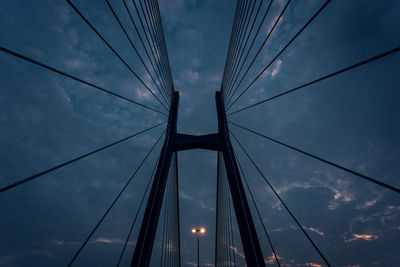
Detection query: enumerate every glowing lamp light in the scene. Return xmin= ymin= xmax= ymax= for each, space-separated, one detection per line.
xmin=191 ymin=227 xmax=206 ymax=234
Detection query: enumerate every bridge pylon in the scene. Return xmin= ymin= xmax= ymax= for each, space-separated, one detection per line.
xmin=131 ymin=91 xmax=264 ymax=267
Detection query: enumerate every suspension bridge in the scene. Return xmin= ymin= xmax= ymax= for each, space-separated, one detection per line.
xmin=1 ymin=0 xmax=399 ymax=266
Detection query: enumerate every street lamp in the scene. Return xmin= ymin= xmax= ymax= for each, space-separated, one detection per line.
xmin=191 ymin=227 xmax=205 ymax=267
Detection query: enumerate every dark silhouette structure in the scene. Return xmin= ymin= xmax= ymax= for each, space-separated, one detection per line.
xmin=130 ymin=91 xmax=265 ymax=267
xmin=1 ymin=0 xmax=399 ymax=266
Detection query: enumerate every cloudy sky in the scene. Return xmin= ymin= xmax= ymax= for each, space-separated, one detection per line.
xmin=1 ymin=0 xmax=400 ymax=266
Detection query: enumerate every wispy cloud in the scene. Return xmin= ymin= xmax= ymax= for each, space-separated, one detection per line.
xmin=91 ymin=237 xmax=134 ymax=245
xmin=304 ymin=263 xmax=323 ymax=267
xmin=271 ymin=60 xmax=283 ymax=77
xmin=231 ymin=246 xmax=245 ymax=259
xmin=49 ymin=239 xmax=79 ymax=246
xmin=264 ymin=252 xmax=283 ymax=265
xmin=305 ymin=226 xmax=325 ymax=236
xmin=345 ymin=233 xmax=379 ymax=242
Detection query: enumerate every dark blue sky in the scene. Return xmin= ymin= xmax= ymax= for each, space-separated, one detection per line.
xmin=1 ymin=0 xmax=400 ymax=266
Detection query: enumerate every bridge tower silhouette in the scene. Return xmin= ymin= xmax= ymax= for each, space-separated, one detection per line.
xmin=130 ymin=90 xmax=265 ymax=267
xmin=1 ymin=0 xmax=400 ymax=266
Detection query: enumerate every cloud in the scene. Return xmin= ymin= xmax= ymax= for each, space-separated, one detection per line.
xmin=179 ymin=190 xmax=215 ymax=211
xmin=49 ymin=239 xmax=79 ymax=246
xmin=91 ymin=237 xmax=133 ymax=245
xmin=356 ymin=194 xmax=382 ymax=209
xmin=260 ymin=59 xmax=283 ymax=79
xmin=186 ymin=262 xmax=215 ymax=267
xmin=207 ymin=73 xmax=221 ymax=84
xmin=326 ymin=179 xmax=354 ymax=209
xmin=180 ymin=69 xmax=200 ymax=85
xmin=304 ymin=263 xmax=323 ymax=267
xmin=345 ymin=233 xmax=379 ymax=242
xmin=271 ymin=59 xmax=283 ymax=77
xmin=180 ymin=190 xmax=194 ymax=201
xmin=365 ymin=199 xmax=378 ymax=207
xmin=305 ymin=226 xmax=325 ymax=236
xmin=264 ymin=253 xmax=283 ymax=265
xmin=135 ymin=88 xmax=152 ymax=100
xmin=230 ymin=246 xmax=245 ymax=259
